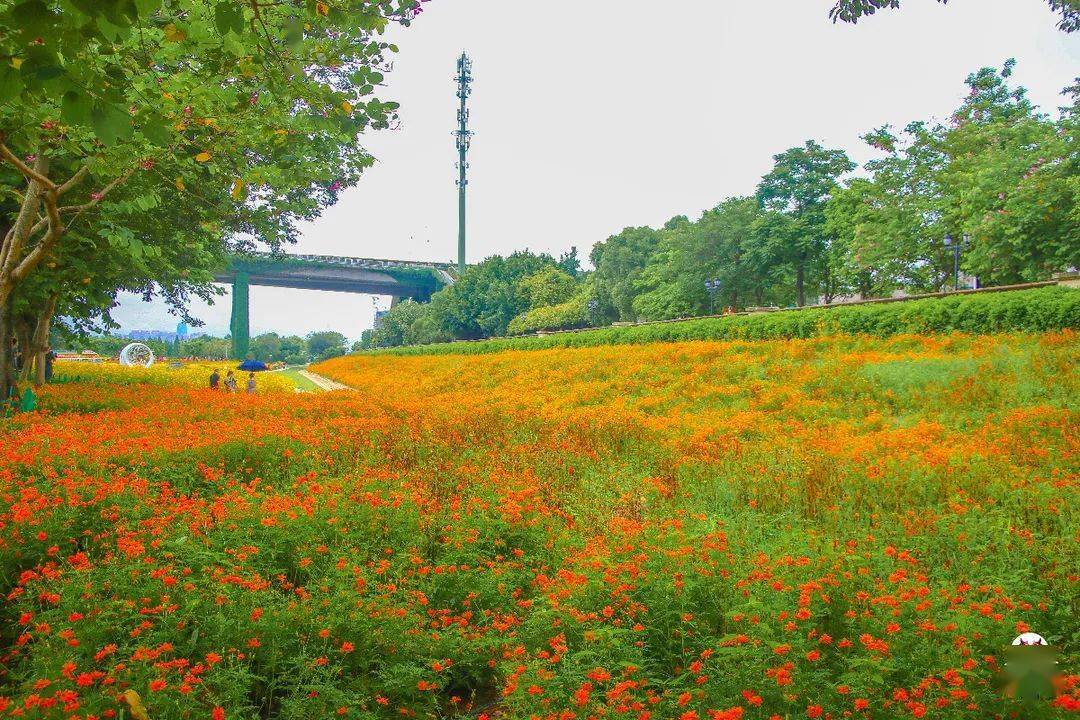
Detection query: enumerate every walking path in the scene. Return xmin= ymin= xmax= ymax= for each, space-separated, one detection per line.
xmin=297 ymin=370 xmax=352 ymax=392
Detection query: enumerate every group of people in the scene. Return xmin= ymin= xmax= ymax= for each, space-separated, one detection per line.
xmin=208 ymin=369 xmax=257 ymax=394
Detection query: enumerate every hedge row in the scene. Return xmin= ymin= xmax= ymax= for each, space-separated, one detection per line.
xmin=363 ymin=285 xmax=1080 ymax=357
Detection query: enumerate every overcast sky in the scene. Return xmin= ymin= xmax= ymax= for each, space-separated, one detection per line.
xmin=112 ymin=0 xmax=1080 ymax=341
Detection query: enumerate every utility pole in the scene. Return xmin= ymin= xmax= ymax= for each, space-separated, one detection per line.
xmin=453 ymin=52 xmax=473 ymax=274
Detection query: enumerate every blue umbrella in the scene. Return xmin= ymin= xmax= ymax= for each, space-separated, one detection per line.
xmin=237 ymin=360 xmax=268 ymax=372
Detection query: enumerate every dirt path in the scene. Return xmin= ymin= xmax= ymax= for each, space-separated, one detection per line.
xmin=297 ymin=370 xmax=352 ymax=392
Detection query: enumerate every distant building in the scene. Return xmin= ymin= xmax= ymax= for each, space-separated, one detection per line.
xmin=125 ymin=328 xmax=204 ymax=343
xmin=373 ymin=310 xmax=390 ymax=330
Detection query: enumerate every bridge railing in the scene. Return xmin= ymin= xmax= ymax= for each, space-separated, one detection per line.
xmin=242 ymin=251 xmax=456 ymax=272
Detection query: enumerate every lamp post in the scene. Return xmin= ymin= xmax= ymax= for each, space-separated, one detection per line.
xmin=704 ymin=279 xmax=721 ymax=314
xmin=943 ymin=233 xmax=970 ymax=291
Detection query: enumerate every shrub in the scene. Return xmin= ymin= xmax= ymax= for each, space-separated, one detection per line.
xmin=507 ymin=287 xmax=591 ymax=335
xmin=365 ymin=286 xmax=1080 ymax=356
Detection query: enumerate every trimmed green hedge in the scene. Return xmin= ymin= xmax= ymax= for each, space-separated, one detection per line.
xmin=363 ymin=286 xmax=1080 ymax=357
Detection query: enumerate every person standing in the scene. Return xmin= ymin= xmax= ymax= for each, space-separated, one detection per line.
xmin=223 ymin=371 xmax=237 ymax=392
xmin=246 ymin=372 xmax=256 ymax=394
xmin=209 ymin=368 xmax=221 ymax=389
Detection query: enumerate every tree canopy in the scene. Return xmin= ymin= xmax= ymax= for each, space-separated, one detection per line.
xmin=829 ymin=0 xmax=1080 ymax=32
xmin=0 ymin=0 xmax=420 ymax=399
xmin=363 ymin=63 xmax=1079 ymax=349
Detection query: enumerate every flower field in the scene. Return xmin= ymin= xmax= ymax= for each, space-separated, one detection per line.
xmin=52 ymin=362 xmax=295 ymax=394
xmin=1 ymin=333 xmax=1077 ymax=719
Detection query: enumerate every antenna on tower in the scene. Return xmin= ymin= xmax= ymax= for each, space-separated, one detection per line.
xmin=453 ymin=52 xmax=473 ymax=273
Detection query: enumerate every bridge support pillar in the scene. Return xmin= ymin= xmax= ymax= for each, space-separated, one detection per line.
xmin=229 ymin=271 xmax=250 ymax=359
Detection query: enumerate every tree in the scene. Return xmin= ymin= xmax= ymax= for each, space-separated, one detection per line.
xmin=306 ymin=331 xmax=348 ymax=361
xmin=939 ymin=67 xmax=1079 ymax=284
xmin=280 ymin=336 xmax=309 ymax=365
xmin=0 ymin=0 xmax=421 ymax=402
xmin=429 ymin=251 xmax=558 ymax=339
xmin=557 ymin=247 xmax=582 ymax=277
xmin=369 ymin=300 xmax=426 ymax=348
xmin=756 ymin=141 xmax=855 ymax=306
xmin=827 ymin=64 xmax=1079 ymax=293
xmin=249 ymin=333 xmax=283 ymax=363
xmin=181 ymin=335 xmax=231 ymax=361
xmin=829 ymin=0 xmax=1079 ymax=32
xmin=633 ymin=198 xmax=771 ymax=320
xmin=517 ymin=266 xmax=578 ymax=311
xmin=590 ymin=227 xmax=663 ymax=322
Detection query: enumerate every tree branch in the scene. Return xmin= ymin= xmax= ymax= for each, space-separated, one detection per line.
xmin=12 ymin=168 xmax=134 ymax=282
xmin=56 ymin=166 xmax=89 ymax=197
xmin=0 ymin=143 xmax=56 ymax=190
xmin=0 ymin=154 xmax=50 ymax=278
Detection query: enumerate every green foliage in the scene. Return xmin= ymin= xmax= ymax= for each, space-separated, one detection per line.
xmin=756 ymin=140 xmax=856 ymax=306
xmin=507 ymin=285 xmax=591 ymax=335
xmin=633 ymin=198 xmax=776 ymax=319
xmin=828 ymin=63 xmax=1080 ymax=293
xmin=363 ymin=287 xmax=1080 ymax=356
xmin=181 ymin=334 xmax=231 ymax=361
xmin=428 ymin=251 xmax=561 ymax=339
xmin=829 ymin=0 xmax=1080 ymax=32
xmin=306 ymin=331 xmax=348 ymax=361
xmin=364 ymin=300 xmax=442 ymax=349
xmin=589 ymin=226 xmax=664 ymax=322
xmin=517 ymin=266 xmax=577 ymax=311
xmin=0 ymin=0 xmax=422 ymax=397
xmin=249 ymin=333 xmax=283 ymax=363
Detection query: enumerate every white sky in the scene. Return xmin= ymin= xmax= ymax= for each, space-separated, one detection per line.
xmin=112 ymin=0 xmax=1080 ymax=341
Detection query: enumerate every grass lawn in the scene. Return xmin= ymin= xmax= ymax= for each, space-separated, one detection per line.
xmin=277 ymin=366 xmax=322 ymax=392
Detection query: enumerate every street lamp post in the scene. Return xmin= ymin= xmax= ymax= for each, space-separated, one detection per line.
xmin=704 ymin=279 xmax=721 ymax=315
xmin=943 ymin=234 xmax=970 ymax=291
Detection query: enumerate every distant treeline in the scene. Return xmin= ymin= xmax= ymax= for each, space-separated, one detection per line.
xmin=362 ymin=63 xmax=1078 ymax=350
xmin=59 ymin=330 xmax=353 ymax=364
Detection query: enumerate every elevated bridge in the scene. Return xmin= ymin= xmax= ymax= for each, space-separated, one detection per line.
xmin=215 ymin=253 xmax=457 ymax=358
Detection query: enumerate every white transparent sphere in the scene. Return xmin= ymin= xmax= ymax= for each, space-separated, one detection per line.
xmin=119 ymin=343 xmax=155 ymax=368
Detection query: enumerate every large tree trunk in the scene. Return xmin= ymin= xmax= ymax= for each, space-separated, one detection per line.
xmin=15 ymin=318 xmax=31 ymax=383
xmin=0 ymin=294 xmax=15 ymax=407
xmin=30 ymin=294 xmax=58 ymax=386
xmin=0 ymin=154 xmax=51 ymax=406
xmin=795 ymin=263 xmax=806 ymax=307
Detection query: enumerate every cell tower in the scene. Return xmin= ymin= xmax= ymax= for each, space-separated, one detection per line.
xmin=453 ymin=52 xmax=474 ymax=273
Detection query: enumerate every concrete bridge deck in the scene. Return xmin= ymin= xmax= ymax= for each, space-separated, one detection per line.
xmin=216 ymin=252 xmax=457 ymax=358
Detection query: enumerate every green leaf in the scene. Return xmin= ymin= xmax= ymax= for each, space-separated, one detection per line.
xmin=61 ymin=90 xmax=93 ymax=126
xmin=19 ymin=46 xmax=63 ymax=82
xmin=139 ymin=114 xmax=171 ymax=145
xmin=0 ymin=64 xmax=21 ymax=103
xmin=283 ymin=16 xmax=303 ymax=47
xmin=91 ymin=102 xmax=133 ymax=146
xmin=214 ymin=1 xmax=245 ymax=35
xmin=133 ymin=0 xmax=161 ymax=17
xmin=10 ymin=0 xmax=56 ymax=40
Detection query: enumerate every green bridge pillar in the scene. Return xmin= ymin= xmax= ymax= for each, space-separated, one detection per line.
xmin=229 ymin=271 xmax=250 ymax=359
